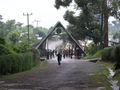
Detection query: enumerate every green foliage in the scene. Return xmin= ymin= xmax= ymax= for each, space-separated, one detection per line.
xmin=16 ymin=22 xmax=23 ymax=27
xmin=93 ymin=29 xmax=102 ymax=44
xmin=0 ymin=49 xmax=40 ymax=75
xmin=55 ymin=0 xmax=72 ymax=9
xmin=112 ymin=45 xmax=120 ymax=84
xmin=55 ymin=0 xmax=103 ymax=42
xmin=0 ymin=14 xmax=49 ymax=51
xmin=93 ymin=49 xmax=103 ymax=57
xmin=86 ymin=49 xmax=103 ymax=59
xmin=102 ymin=47 xmax=115 ymax=62
xmin=87 ymin=43 xmax=98 ymax=55
xmin=113 ymin=69 xmax=120 ymax=86
xmin=102 ymin=45 xmax=120 ymax=62
xmin=0 ymin=37 xmax=20 ymax=54
xmin=55 ymin=0 xmax=120 ymax=46
xmin=0 ymin=22 xmax=6 ymax=37
xmin=8 ymin=31 xmax=19 ymax=45
xmin=12 ymin=46 xmax=21 ymax=53
xmin=0 ymin=36 xmax=6 ymax=45
xmin=5 ymin=20 xmax=16 ymax=31
xmin=0 ymin=44 xmax=15 ymax=56
xmin=18 ymin=40 xmax=29 ymax=52
xmin=0 ymin=36 xmax=19 ymax=53
xmin=90 ymin=67 xmax=112 ymax=90
xmin=33 ymin=27 xmax=46 ymax=38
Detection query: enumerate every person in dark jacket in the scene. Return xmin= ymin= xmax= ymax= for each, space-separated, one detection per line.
xmin=63 ymin=50 xmax=66 ymax=59
xmin=46 ymin=50 xmax=49 ymax=60
xmin=57 ymin=52 xmax=62 ymax=65
xmin=70 ymin=51 xmax=73 ymax=59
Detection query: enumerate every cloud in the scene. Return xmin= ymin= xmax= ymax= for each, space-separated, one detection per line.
xmin=0 ymin=0 xmax=68 ymax=28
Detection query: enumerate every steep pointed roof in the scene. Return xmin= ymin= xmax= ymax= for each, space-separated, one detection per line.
xmin=34 ymin=21 xmax=86 ymax=55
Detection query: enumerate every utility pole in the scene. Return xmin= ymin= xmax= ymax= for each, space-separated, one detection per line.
xmin=23 ymin=13 xmax=32 ymax=43
xmin=34 ymin=20 xmax=40 ymax=27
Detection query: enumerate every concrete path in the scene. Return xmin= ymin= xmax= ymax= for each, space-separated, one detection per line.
xmin=0 ymin=57 xmax=104 ymax=90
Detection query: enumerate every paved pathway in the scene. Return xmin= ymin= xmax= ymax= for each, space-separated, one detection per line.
xmin=0 ymin=57 xmax=103 ymax=90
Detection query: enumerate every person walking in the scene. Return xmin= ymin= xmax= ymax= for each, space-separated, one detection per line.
xmin=63 ymin=50 xmax=66 ymax=59
xmin=70 ymin=50 xmax=73 ymax=59
xmin=46 ymin=50 xmax=49 ymax=60
xmin=57 ymin=52 xmax=62 ymax=65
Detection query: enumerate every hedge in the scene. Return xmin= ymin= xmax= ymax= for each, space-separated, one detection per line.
xmin=0 ymin=50 xmax=40 ymax=75
xmin=102 ymin=45 xmax=120 ymax=62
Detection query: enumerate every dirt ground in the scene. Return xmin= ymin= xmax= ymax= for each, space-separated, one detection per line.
xmin=0 ymin=57 xmax=107 ymax=90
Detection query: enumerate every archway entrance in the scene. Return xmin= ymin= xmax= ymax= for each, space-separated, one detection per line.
xmin=33 ymin=22 xmax=86 ymax=59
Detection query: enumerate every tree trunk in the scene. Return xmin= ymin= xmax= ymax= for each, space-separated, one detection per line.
xmin=100 ymin=13 xmax=104 ymax=49
xmin=104 ymin=0 xmax=108 ymax=47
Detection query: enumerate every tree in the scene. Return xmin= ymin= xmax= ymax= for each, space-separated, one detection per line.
xmin=8 ymin=31 xmax=19 ymax=45
xmin=0 ymin=15 xmax=2 ymax=20
xmin=103 ymin=0 xmax=108 ymax=47
xmin=5 ymin=20 xmax=16 ymax=32
xmin=99 ymin=0 xmax=120 ymax=47
xmin=55 ymin=0 xmax=102 ymax=39
xmin=0 ymin=15 xmax=6 ymax=37
xmin=33 ymin=27 xmax=46 ymax=38
xmin=62 ymin=0 xmax=101 ymax=42
xmin=55 ymin=0 xmax=120 ymax=47
xmin=0 ymin=22 xmax=6 ymax=37
xmin=15 ymin=22 xmax=23 ymax=29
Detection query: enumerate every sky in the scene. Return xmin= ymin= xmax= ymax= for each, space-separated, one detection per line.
xmin=0 ymin=0 xmax=69 ymax=28
xmin=0 ymin=0 xmax=116 ymax=29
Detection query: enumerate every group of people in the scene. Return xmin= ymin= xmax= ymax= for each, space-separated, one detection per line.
xmin=56 ymin=49 xmax=77 ymax=65
xmin=62 ymin=49 xmax=74 ymax=59
xmin=46 ymin=49 xmax=62 ymax=65
xmin=46 ymin=49 xmax=79 ymax=65
xmin=46 ymin=50 xmax=55 ymax=59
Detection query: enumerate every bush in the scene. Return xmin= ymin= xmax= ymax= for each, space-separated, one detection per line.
xmin=0 ymin=36 xmax=6 ymax=45
xmin=13 ymin=47 xmax=20 ymax=53
xmin=114 ymin=45 xmax=120 ymax=62
xmin=87 ymin=43 xmax=98 ymax=55
xmin=102 ymin=47 xmax=114 ymax=62
xmin=18 ymin=40 xmax=30 ymax=52
xmin=0 ymin=44 xmax=15 ymax=56
xmin=0 ymin=49 xmax=40 ymax=75
xmin=102 ymin=45 xmax=120 ymax=62
xmin=23 ymin=48 xmax=40 ymax=60
xmin=0 ymin=37 xmax=19 ymax=54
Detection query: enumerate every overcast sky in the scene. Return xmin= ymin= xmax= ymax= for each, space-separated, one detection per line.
xmin=0 ymin=0 xmax=116 ymax=29
xmin=0 ymin=0 xmax=69 ymax=28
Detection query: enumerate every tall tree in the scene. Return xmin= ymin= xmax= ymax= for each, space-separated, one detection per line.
xmin=55 ymin=0 xmax=102 ymax=43
xmin=5 ymin=20 xmax=16 ymax=31
xmin=55 ymin=0 xmax=120 ymax=47
xmin=15 ymin=22 xmax=23 ymax=28
xmin=103 ymin=0 xmax=108 ymax=47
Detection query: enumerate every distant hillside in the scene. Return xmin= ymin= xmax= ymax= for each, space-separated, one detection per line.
xmin=109 ymin=20 xmax=120 ymax=35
